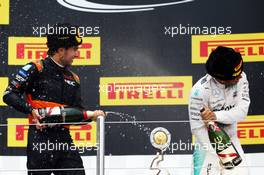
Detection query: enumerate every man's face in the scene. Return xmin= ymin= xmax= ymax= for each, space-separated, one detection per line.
xmin=216 ymin=74 xmax=242 ymax=86
xmin=58 ymin=46 xmax=79 ymax=66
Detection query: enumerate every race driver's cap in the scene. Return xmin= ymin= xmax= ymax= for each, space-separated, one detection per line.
xmin=206 ymin=46 xmax=243 ymax=80
xmin=46 ymin=23 xmax=82 ymax=50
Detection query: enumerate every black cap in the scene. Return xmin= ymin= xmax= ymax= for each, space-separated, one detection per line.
xmin=206 ymin=46 xmax=243 ymax=80
xmin=46 ymin=23 xmax=82 ymax=51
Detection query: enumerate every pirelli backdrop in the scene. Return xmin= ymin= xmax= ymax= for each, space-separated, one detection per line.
xmin=0 ymin=0 xmax=264 ymax=156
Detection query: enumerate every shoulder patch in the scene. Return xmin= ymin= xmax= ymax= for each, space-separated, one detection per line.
xmin=200 ymin=75 xmax=209 ymax=85
xmin=201 ymin=78 xmax=207 ymax=85
xmin=32 ymin=59 xmax=44 ymax=72
xmin=22 ymin=64 xmax=32 ymax=71
xmin=193 ymin=89 xmax=200 ymax=97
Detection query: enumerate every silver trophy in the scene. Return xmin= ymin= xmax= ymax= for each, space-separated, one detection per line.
xmin=150 ymin=127 xmax=171 ymax=175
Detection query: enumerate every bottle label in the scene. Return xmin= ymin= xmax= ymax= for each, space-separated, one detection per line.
xmin=217 ymin=145 xmax=239 ymax=164
xmin=45 ymin=107 xmax=61 ymax=116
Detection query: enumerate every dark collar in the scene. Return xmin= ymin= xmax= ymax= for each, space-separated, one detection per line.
xmin=46 ymin=56 xmax=68 ymax=71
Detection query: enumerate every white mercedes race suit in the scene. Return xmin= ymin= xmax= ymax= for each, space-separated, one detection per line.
xmin=189 ymin=72 xmax=250 ymax=175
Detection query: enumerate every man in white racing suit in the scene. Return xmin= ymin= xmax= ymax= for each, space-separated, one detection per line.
xmin=189 ymin=46 xmax=250 ymax=175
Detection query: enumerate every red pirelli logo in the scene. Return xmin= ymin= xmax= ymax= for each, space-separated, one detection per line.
xmin=192 ymin=33 xmax=264 ymax=63
xmin=107 ymin=82 xmax=184 ymax=100
xmin=100 ymin=76 xmax=192 ymax=106
xmin=237 ymin=115 xmax=264 ymax=145
xmin=7 ymin=118 xmax=97 ymax=147
xmin=8 ymin=37 xmax=100 ymax=65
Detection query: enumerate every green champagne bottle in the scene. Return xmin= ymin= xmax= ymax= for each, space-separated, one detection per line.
xmin=201 ymin=108 xmax=242 ymax=169
xmin=38 ymin=106 xmax=94 ymax=124
xmin=207 ymin=121 xmax=242 ymax=169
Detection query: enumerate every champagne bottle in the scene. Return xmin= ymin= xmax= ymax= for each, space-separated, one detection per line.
xmin=200 ymin=108 xmax=242 ymax=169
xmin=38 ymin=106 xmax=94 ymax=124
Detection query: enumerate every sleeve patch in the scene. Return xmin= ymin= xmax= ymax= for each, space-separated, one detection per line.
xmin=22 ymin=64 xmax=32 ymax=71
xmin=18 ymin=70 xmax=29 ymax=78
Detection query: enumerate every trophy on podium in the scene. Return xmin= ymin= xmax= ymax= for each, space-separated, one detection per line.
xmin=150 ymin=127 xmax=171 ymax=175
